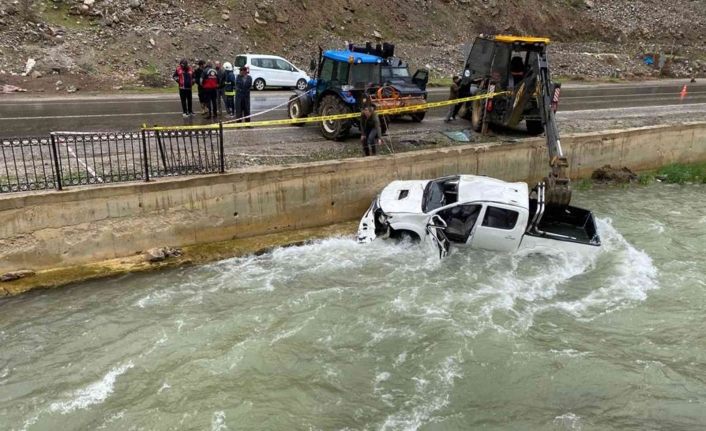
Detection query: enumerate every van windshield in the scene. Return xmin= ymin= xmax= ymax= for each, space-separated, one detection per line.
xmin=234 ymin=56 xmax=247 ymax=68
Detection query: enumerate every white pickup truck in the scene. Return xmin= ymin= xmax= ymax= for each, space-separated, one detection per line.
xmin=357 ymin=175 xmax=601 ymax=257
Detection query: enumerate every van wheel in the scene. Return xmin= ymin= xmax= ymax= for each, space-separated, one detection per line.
xmin=319 ymin=95 xmax=352 ymax=140
xmin=288 ymin=97 xmax=305 ymax=127
xmin=526 ymin=120 xmax=544 ymax=135
xmin=296 ymin=79 xmax=308 ymax=90
xmin=253 ymin=78 xmax=266 ymax=91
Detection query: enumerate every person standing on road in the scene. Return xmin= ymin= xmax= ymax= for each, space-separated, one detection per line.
xmin=215 ymin=61 xmax=226 ymax=115
xmin=200 ymin=61 xmax=220 ymax=120
xmin=360 ymin=104 xmax=383 ymax=156
xmin=444 ymin=76 xmax=461 ymax=122
xmin=172 ymin=58 xmax=194 ymax=117
xmin=223 ymin=62 xmax=236 ymax=117
xmin=194 ymin=60 xmax=208 ymax=115
xmin=235 ymin=66 xmax=253 ymax=123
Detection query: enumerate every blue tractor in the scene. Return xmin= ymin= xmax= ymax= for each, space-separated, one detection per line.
xmin=287 ymin=43 xmax=429 ymax=140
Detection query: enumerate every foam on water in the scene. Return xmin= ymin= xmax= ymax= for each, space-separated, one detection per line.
xmin=48 ymin=361 xmax=134 ymax=414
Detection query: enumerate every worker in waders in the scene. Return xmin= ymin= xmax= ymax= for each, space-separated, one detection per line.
xmin=360 ymin=104 xmax=383 ymax=156
xmin=235 ymin=66 xmax=253 ymax=123
xmin=223 ymin=62 xmax=236 ymax=117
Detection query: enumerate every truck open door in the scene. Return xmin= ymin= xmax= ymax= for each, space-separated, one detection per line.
xmin=427 ymin=215 xmax=450 ymax=258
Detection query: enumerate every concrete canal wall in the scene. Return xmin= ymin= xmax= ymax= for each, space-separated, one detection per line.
xmin=1 ymin=122 xmax=705 ymax=285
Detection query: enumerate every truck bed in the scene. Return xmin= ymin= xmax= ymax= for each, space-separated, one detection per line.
xmin=527 ymin=200 xmax=601 ymax=246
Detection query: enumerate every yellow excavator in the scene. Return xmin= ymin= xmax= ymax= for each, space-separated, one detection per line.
xmin=458 ymin=34 xmax=571 ymax=207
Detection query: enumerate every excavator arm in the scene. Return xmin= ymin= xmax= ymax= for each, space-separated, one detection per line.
xmin=514 ymin=50 xmax=572 ymax=207
xmin=533 ymin=51 xmax=572 ymax=207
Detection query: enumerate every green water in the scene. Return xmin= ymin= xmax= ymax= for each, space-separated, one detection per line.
xmin=1 ymin=184 xmax=705 ymax=431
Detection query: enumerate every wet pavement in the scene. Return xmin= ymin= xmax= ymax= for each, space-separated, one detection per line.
xmin=1 ymin=81 xmax=705 ymax=137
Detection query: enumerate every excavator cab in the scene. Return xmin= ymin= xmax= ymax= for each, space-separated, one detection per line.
xmin=460 ymin=34 xmax=571 ymax=207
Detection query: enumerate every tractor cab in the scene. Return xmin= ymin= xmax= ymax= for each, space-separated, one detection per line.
xmin=459 ymin=34 xmax=559 ymax=135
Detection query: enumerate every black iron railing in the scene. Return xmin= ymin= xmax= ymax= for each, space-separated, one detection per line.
xmin=0 ymin=125 xmax=225 ymax=194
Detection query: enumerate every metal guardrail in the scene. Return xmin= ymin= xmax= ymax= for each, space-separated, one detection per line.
xmin=1 ymin=125 xmax=225 ymax=194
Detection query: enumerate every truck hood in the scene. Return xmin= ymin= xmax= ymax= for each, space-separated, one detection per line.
xmin=378 ymin=180 xmax=429 ymax=214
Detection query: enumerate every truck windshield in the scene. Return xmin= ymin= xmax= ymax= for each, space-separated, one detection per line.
xmin=422 ymin=181 xmax=446 ymax=213
xmin=351 ymin=64 xmax=380 ymax=87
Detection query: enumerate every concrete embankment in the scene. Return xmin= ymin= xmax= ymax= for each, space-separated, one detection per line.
xmin=1 ymin=122 xmax=705 ymax=296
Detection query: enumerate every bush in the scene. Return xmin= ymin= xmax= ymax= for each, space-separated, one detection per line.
xmin=138 ymin=64 xmax=165 ymax=87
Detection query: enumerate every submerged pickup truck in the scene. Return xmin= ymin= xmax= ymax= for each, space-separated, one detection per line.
xmin=357 ymin=175 xmax=601 ymax=257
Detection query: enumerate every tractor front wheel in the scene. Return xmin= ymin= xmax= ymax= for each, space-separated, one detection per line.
xmin=411 ymin=111 xmax=426 ymax=123
xmin=319 ymin=95 xmax=352 ymax=140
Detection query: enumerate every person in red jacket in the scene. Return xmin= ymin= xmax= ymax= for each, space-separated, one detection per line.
xmin=200 ymin=61 xmax=220 ymax=120
xmin=172 ymin=58 xmax=195 ymax=117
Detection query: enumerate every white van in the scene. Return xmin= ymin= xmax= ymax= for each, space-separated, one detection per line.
xmin=234 ymin=54 xmax=310 ymax=91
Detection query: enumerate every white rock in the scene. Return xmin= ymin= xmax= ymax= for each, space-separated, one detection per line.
xmin=22 ymin=58 xmax=36 ymax=76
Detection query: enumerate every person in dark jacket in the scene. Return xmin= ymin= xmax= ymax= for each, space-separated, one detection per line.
xmin=223 ymin=62 xmax=236 ymax=117
xmin=200 ymin=62 xmax=220 ymax=120
xmin=215 ymin=61 xmax=226 ymax=115
xmin=193 ymin=60 xmax=207 ymax=115
xmin=360 ymin=104 xmax=383 ymax=156
xmin=444 ymin=76 xmax=461 ymax=122
xmin=235 ymin=66 xmax=253 ymax=123
xmin=172 ymin=58 xmax=194 ymax=117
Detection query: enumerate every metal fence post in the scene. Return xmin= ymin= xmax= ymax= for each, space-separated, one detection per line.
xmin=141 ymin=129 xmax=150 ymax=182
xmin=219 ymin=122 xmax=225 ymax=173
xmin=49 ymin=133 xmax=63 ymax=191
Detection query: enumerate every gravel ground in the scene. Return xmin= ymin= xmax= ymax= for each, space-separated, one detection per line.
xmin=223 ymin=104 xmax=706 ymax=169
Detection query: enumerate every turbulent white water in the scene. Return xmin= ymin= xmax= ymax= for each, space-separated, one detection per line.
xmin=1 ymin=184 xmax=705 ymax=430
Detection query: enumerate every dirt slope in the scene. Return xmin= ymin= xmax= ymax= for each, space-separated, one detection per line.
xmin=1 ymin=0 xmax=705 ymax=93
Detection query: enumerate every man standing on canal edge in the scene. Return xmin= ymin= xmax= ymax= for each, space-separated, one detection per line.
xmin=223 ymin=62 xmax=236 ymax=117
xmin=360 ymin=104 xmax=383 ymax=156
xmin=173 ymin=58 xmax=194 ymax=117
xmin=235 ymin=66 xmax=253 ymax=123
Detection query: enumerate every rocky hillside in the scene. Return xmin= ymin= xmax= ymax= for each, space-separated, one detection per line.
xmin=1 ymin=0 xmax=705 ymax=93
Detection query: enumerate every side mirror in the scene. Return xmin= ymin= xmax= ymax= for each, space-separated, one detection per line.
xmin=309 ymin=59 xmax=316 ymax=72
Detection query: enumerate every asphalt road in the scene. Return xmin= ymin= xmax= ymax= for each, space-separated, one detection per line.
xmin=1 ymin=80 xmax=704 ymax=137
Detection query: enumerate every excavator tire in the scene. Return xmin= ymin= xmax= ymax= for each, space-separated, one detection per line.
xmin=319 ymin=95 xmax=352 ymax=140
xmin=526 ymin=119 xmax=544 ymax=135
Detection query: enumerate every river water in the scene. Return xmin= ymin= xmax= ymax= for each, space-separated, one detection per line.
xmin=1 ymin=184 xmax=705 ymax=431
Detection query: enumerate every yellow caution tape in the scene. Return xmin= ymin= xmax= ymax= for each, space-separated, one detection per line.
xmin=142 ymin=91 xmax=510 ymax=132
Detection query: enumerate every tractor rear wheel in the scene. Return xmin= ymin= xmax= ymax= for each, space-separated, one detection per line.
xmin=319 ymin=95 xmax=352 ymax=140
xmin=471 ymin=100 xmax=483 ymax=132
xmin=526 ymin=120 xmax=544 ymax=135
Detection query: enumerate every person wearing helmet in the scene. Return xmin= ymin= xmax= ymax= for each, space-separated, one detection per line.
xmin=223 ymin=62 xmax=236 ymax=117
xmin=172 ymin=58 xmax=194 ymax=117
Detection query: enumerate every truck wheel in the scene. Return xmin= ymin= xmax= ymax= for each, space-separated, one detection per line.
xmin=287 ymin=96 xmax=305 ymax=127
xmin=411 ymin=111 xmax=426 ymax=123
xmin=253 ymin=78 xmax=266 ymax=91
xmin=471 ymin=100 xmax=482 ymax=132
xmin=319 ymin=95 xmax=352 ymax=140
xmin=526 ymin=120 xmax=544 ymax=135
